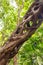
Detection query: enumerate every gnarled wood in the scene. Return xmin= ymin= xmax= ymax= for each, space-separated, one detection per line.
xmin=0 ymin=1 xmax=43 ymax=65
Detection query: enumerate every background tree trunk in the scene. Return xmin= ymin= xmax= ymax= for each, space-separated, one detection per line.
xmin=13 ymin=55 xmax=18 ymax=65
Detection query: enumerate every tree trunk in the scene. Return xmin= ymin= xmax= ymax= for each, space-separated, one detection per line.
xmin=0 ymin=1 xmax=43 ymax=65
xmin=13 ymin=55 xmax=18 ymax=65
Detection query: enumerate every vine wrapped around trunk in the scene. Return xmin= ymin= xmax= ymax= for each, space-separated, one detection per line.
xmin=0 ymin=1 xmax=43 ymax=65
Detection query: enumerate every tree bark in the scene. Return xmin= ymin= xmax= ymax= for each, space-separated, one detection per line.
xmin=13 ymin=55 xmax=18 ymax=65
xmin=0 ymin=1 xmax=43 ymax=65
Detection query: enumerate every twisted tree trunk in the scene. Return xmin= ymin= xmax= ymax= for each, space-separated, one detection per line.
xmin=0 ymin=1 xmax=43 ymax=65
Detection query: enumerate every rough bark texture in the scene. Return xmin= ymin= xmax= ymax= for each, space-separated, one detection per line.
xmin=0 ymin=1 xmax=43 ymax=65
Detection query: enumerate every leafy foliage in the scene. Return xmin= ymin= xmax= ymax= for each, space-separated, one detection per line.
xmin=0 ymin=0 xmax=43 ymax=65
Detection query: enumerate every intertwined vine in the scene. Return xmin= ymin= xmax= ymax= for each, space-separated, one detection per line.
xmin=0 ymin=1 xmax=43 ymax=65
